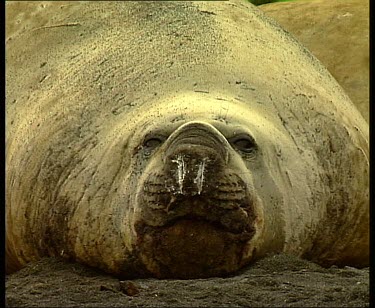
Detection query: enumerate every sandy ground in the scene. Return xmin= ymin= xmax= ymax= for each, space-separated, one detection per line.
xmin=5 ymin=254 xmax=369 ymax=307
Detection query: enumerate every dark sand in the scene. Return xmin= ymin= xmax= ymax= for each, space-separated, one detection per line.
xmin=6 ymin=254 xmax=369 ymax=307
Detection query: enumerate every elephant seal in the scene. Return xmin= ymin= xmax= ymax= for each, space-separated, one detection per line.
xmin=6 ymin=0 xmax=369 ymax=278
xmin=260 ymin=0 xmax=369 ymax=123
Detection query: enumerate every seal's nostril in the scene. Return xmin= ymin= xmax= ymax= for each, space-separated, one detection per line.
xmin=193 ymin=157 xmax=208 ymax=195
xmin=171 ymin=155 xmax=186 ymax=194
xmin=168 ymin=150 xmax=215 ymax=196
xmin=169 ymin=154 xmax=210 ymax=196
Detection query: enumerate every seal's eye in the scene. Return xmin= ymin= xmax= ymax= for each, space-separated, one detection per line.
xmin=142 ymin=135 xmax=166 ymax=156
xmin=229 ymin=134 xmax=257 ymax=154
xmin=144 ymin=138 xmax=163 ymax=149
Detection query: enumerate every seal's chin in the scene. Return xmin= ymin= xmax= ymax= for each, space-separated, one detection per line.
xmin=136 ymin=218 xmax=253 ymax=278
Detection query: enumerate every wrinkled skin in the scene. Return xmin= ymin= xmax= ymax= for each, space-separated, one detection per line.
xmin=6 ymin=0 xmax=369 ymax=278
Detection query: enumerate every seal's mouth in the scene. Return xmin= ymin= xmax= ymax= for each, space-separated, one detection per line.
xmin=164 ymin=213 xmax=253 ymax=235
xmin=134 ymin=190 xmax=256 ymax=277
xmin=135 ymin=216 xmax=254 ymax=278
xmin=139 ymin=193 xmax=255 ymax=234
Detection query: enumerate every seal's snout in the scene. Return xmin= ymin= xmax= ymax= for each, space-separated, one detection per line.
xmin=165 ymin=146 xmax=221 ymax=196
xmin=163 ymin=121 xmax=230 ymax=195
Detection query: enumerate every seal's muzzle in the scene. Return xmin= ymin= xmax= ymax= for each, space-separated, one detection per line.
xmin=163 ymin=121 xmax=230 ymax=196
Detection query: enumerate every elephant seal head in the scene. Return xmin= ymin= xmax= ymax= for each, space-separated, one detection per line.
xmin=134 ymin=120 xmax=261 ymax=278
xmin=120 ymin=93 xmax=294 ymax=279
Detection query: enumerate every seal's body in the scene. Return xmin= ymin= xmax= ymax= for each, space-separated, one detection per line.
xmin=6 ymin=1 xmax=369 ymax=278
xmin=260 ymin=0 xmax=369 ymax=123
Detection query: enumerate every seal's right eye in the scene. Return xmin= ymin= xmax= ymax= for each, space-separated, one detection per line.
xmin=144 ymin=138 xmax=163 ymax=149
xmin=141 ymin=135 xmax=166 ymax=156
